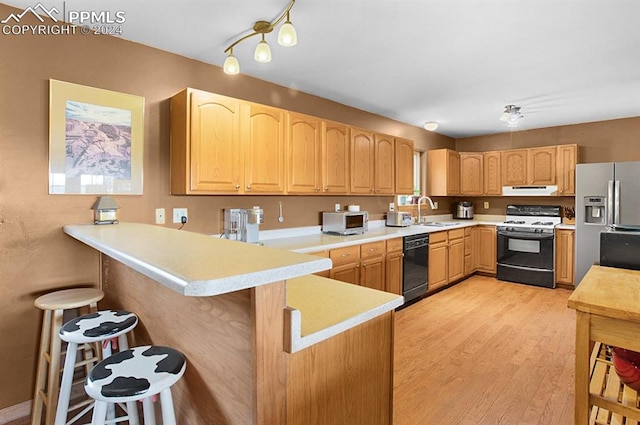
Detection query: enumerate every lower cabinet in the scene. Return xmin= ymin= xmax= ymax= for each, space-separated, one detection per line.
xmin=476 ymin=225 xmax=497 ymax=274
xmin=385 ymin=238 xmax=403 ymax=295
xmin=555 ymin=229 xmax=575 ymax=286
xmin=428 ymin=228 xmax=465 ymax=292
xmin=360 ymin=241 xmax=386 ymax=291
xmin=329 ymin=245 xmax=360 ymax=285
xmin=464 ymin=226 xmax=478 ymax=277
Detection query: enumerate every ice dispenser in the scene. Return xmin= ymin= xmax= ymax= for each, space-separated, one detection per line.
xmin=584 ymin=196 xmax=606 ymax=224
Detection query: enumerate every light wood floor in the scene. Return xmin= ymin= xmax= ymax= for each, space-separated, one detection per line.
xmin=393 ymin=275 xmax=575 ymax=425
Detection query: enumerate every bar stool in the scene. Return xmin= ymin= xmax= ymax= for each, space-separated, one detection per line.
xmin=85 ymin=346 xmax=186 ymax=425
xmin=55 ymin=310 xmax=139 ymax=425
xmin=32 ymin=287 xmax=104 ymax=425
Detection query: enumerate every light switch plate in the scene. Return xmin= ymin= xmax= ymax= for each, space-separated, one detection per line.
xmin=484 ymin=201 xmax=490 ymax=209
xmin=155 ymin=208 xmax=165 ymax=224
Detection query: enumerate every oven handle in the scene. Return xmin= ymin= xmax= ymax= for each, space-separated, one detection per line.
xmin=497 ymin=230 xmax=554 ymax=240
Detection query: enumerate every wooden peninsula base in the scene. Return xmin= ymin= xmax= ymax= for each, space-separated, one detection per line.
xmin=101 ymin=254 xmax=395 ymax=425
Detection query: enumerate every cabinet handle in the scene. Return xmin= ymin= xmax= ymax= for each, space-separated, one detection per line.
xmin=246 ymin=184 xmax=252 ymax=190
xmin=375 ymin=188 xmax=380 ymax=192
xmin=315 ymin=187 xmax=321 ymax=191
xmin=324 ymin=186 xmax=328 ymax=191
xmin=235 ymin=184 xmax=240 ymax=190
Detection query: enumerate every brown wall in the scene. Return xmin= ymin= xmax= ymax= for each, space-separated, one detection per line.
xmin=0 ymin=3 xmax=454 ymax=409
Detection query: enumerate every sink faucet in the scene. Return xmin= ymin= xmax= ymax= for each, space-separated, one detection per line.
xmin=417 ymin=196 xmax=436 ymax=224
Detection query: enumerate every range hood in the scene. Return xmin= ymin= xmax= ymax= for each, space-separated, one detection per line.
xmin=502 ymin=185 xmax=558 ymax=196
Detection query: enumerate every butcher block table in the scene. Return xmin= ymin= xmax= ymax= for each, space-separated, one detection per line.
xmin=568 ymin=265 xmax=640 ymax=425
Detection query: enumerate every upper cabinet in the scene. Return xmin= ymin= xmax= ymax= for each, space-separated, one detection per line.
xmin=170 ymin=88 xmax=243 ymax=194
xmin=459 ymin=152 xmax=483 ymax=196
xmin=322 ymin=121 xmax=350 ymax=194
xmin=427 ymin=149 xmax=460 ymax=196
xmin=394 ymin=138 xmax=415 ymax=194
xmin=170 ymin=88 xmax=415 ymax=196
xmin=483 ymin=151 xmax=501 ymax=195
xmin=286 ymin=112 xmax=322 ymax=194
xmin=556 ymin=144 xmax=578 ymax=196
xmin=374 ymin=134 xmax=395 ymax=195
xmin=527 ymin=146 xmax=556 ymax=185
xmin=501 ymin=149 xmax=528 ymax=186
xmin=244 ymin=103 xmax=286 ymax=193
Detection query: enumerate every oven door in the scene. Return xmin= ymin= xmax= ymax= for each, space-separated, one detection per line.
xmin=497 ymin=229 xmax=555 ymax=288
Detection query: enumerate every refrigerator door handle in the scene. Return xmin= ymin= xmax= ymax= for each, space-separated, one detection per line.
xmin=607 ymin=180 xmax=614 ymax=225
xmin=614 ymin=180 xmax=621 ymax=225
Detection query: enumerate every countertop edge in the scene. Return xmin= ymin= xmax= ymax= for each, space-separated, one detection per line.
xmin=285 ymin=296 xmax=403 ymax=353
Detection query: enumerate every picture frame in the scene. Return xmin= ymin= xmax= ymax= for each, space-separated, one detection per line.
xmin=48 ymin=79 xmax=144 ymax=195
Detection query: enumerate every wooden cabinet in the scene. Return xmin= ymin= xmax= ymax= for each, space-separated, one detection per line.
xmin=460 ymin=152 xmax=484 ymax=195
xmin=557 ymin=144 xmax=578 ymax=196
xmin=464 ymin=226 xmax=478 ymax=277
xmin=501 ymin=149 xmax=528 ymax=186
xmin=476 ymin=225 xmax=497 ymax=274
xmin=170 ymin=88 xmax=244 ymax=194
xmin=427 ymin=148 xmax=460 ymax=196
xmin=395 ymin=138 xmax=414 ymax=194
xmin=555 ymin=229 xmax=575 ymax=286
xmin=448 ymin=229 xmax=465 ymax=282
xmin=286 ymin=112 xmax=322 ymax=194
xmin=360 ymin=241 xmax=386 ymax=291
xmin=385 ymin=238 xmax=403 ymax=295
xmin=428 ymin=231 xmax=449 ymax=291
xmin=322 ymin=121 xmax=350 ymax=194
xmin=374 ymin=134 xmax=395 ymax=195
xmin=483 ymin=151 xmax=502 ymax=195
xmin=528 ymin=146 xmax=556 ymax=185
xmin=244 ymin=103 xmax=286 ymax=193
xmin=350 ymin=128 xmax=375 ymax=194
xmin=330 ymin=245 xmax=360 ymax=285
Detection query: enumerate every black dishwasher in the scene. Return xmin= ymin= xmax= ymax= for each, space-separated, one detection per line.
xmin=403 ymin=233 xmax=429 ymax=303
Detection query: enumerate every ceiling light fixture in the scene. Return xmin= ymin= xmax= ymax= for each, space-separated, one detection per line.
xmin=424 ymin=122 xmax=439 ymax=131
xmin=500 ymin=105 xmax=523 ymax=127
xmin=223 ymin=0 xmax=297 ymax=75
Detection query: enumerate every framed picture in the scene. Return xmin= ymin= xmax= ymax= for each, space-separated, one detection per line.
xmin=49 ymin=79 xmax=144 ymax=194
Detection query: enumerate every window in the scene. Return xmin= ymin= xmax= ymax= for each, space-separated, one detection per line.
xmin=413 ymin=151 xmax=421 ymax=195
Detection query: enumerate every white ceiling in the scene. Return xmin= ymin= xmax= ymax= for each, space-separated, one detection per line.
xmin=5 ymin=0 xmax=640 ymax=138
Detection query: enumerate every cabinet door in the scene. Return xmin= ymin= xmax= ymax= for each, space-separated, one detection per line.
xmin=395 ymin=138 xmax=414 ymax=195
xmin=477 ymin=226 xmax=497 ymax=273
xmin=528 ymin=147 xmax=556 ymax=185
xmin=557 ymin=144 xmax=577 ymax=196
xmin=555 ymin=229 xmax=575 ymax=285
xmin=244 ymin=103 xmax=285 ymax=193
xmin=385 ymin=252 xmax=403 ymax=295
xmin=428 ymin=238 xmax=448 ymax=291
xmin=322 ymin=121 xmax=350 ymax=194
xmin=361 ymin=257 xmax=385 ymax=291
xmin=374 ymin=134 xmax=395 ymax=195
xmin=447 ymin=149 xmax=461 ymax=195
xmin=330 ymin=263 xmax=360 ymax=285
xmin=287 ymin=112 xmax=322 ymax=194
xmin=501 ymin=149 xmax=528 ymax=186
xmin=186 ymin=90 xmax=243 ymax=193
xmin=427 ymin=149 xmax=459 ymax=196
xmin=460 ymin=152 xmax=483 ymax=195
xmin=350 ymin=128 xmax=375 ymax=194
xmin=483 ymin=151 xmax=502 ymax=195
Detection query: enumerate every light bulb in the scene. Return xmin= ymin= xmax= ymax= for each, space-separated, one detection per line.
xmin=254 ymin=36 xmax=271 ymax=63
xmin=278 ymin=17 xmax=297 ymax=46
xmin=223 ymin=52 xmax=240 ymax=75
xmin=424 ymin=122 xmax=438 ymax=131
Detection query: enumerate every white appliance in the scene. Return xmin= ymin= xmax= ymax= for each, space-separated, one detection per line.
xmin=575 ymin=162 xmax=640 ymax=284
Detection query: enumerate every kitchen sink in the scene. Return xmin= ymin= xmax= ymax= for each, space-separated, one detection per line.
xmin=419 ymin=222 xmax=461 ymax=227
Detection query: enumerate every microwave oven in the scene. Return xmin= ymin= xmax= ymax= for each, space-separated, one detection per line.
xmin=322 ymin=211 xmax=368 ymax=235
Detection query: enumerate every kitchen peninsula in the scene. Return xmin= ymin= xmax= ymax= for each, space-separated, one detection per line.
xmin=63 ymin=223 xmax=403 ymax=425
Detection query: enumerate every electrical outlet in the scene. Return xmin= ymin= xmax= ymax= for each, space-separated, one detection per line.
xmin=173 ymin=208 xmax=188 ymax=224
xmin=433 ymin=201 xmax=438 ymax=209
xmin=155 ymin=208 xmax=165 ymax=224
xmin=484 ymin=201 xmax=490 ymax=209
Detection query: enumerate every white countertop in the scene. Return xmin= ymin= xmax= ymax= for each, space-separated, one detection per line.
xmin=261 ymin=218 xmax=502 ymax=253
xmin=64 ymin=223 xmax=332 ymax=297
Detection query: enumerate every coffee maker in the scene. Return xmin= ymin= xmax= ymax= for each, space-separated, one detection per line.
xmin=223 ymin=207 xmax=264 ymax=243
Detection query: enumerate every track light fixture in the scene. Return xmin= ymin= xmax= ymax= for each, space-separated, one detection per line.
xmin=223 ymin=0 xmax=297 ymax=75
xmin=500 ymin=105 xmax=523 ymax=127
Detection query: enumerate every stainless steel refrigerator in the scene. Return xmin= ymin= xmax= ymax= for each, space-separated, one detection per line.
xmin=575 ymin=161 xmax=640 ymax=284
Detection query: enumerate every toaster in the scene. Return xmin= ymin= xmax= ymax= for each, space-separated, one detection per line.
xmin=386 ymin=211 xmax=412 ymax=227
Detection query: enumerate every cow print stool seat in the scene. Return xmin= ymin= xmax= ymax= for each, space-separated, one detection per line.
xmin=55 ymin=310 xmax=139 ymax=425
xmin=85 ymin=345 xmax=186 ymax=425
